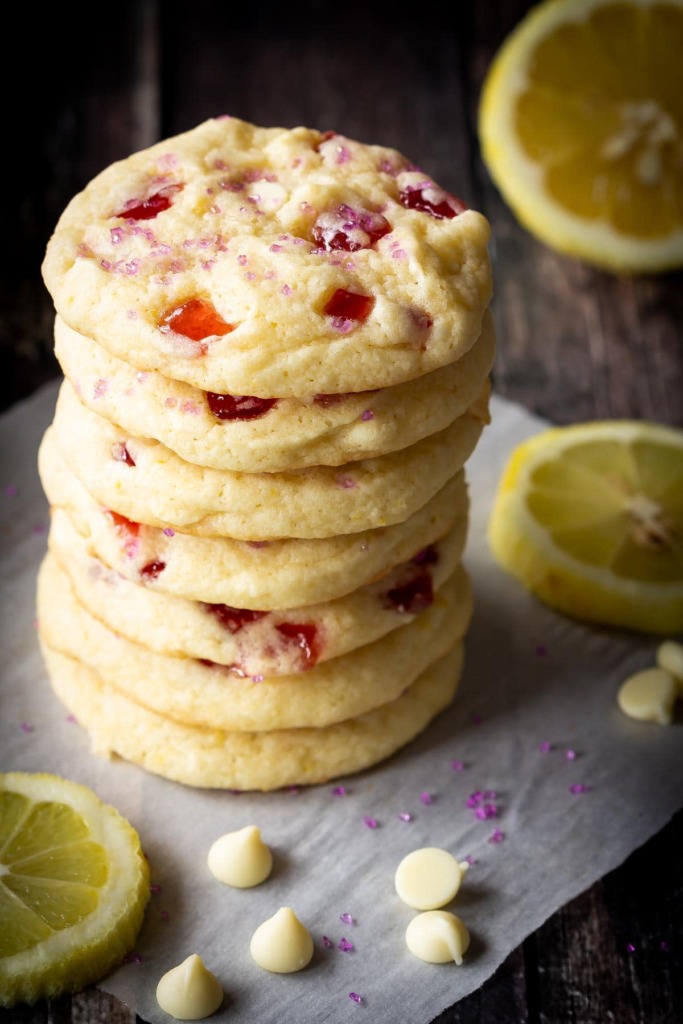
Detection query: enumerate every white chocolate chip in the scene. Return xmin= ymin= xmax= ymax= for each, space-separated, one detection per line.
xmin=656 ymin=640 xmax=683 ymax=693
xmin=207 ymin=825 xmax=273 ymax=888
xmin=405 ymin=910 xmax=470 ymax=965
xmin=617 ymin=667 xmax=677 ymax=725
xmin=394 ymin=847 xmax=467 ymax=910
xmin=250 ymin=907 xmax=314 ymax=973
xmin=156 ymin=953 xmax=223 ymax=1020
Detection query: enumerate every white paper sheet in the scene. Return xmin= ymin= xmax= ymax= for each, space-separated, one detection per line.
xmin=2 ymin=381 xmax=681 ymax=1024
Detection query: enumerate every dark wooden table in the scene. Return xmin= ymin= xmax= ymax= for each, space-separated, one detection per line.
xmin=2 ymin=2 xmax=681 ymax=1021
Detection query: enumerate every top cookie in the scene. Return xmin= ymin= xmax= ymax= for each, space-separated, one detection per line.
xmin=42 ymin=117 xmax=492 ymax=397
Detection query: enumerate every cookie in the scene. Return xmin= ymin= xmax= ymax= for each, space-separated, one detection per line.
xmin=48 ymin=506 xmax=470 ymax=672
xmin=39 ymin=643 xmax=463 ymax=791
xmin=41 ymin=447 xmax=469 ymax=608
xmin=42 ymin=117 xmax=492 ymax=398
xmin=38 ymin=553 xmax=468 ymax=731
xmin=47 ymin=378 xmax=488 ymax=538
xmin=54 ymin=309 xmax=495 ymax=472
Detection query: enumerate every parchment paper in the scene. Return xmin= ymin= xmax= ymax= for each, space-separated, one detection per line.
xmin=2 ymin=381 xmax=681 ymax=1024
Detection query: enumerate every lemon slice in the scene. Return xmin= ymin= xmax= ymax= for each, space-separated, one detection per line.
xmin=488 ymin=420 xmax=683 ymax=634
xmin=479 ymin=0 xmax=683 ymax=274
xmin=0 ymin=772 xmax=150 ymax=1008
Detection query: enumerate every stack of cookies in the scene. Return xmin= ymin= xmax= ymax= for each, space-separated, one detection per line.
xmin=37 ymin=117 xmax=494 ymax=791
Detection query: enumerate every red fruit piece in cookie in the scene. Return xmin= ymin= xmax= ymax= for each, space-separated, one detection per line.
xmin=323 ymin=289 xmax=375 ymax=325
xmin=206 ymin=392 xmax=278 ymax=421
xmin=104 ymin=510 xmax=140 ymax=537
xmin=140 ymin=560 xmax=166 ymax=581
xmin=399 ymin=183 xmax=466 ymax=220
xmin=159 ymin=298 xmax=234 ymax=341
xmin=312 ymin=204 xmax=391 ymax=252
xmin=114 ymin=184 xmax=183 ymax=221
xmin=275 ymin=622 xmax=320 ymax=670
xmin=205 ymin=604 xmax=268 ymax=634
xmin=383 ymin=571 xmax=434 ymax=614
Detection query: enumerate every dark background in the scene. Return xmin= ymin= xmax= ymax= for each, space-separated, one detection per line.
xmin=1 ymin=2 xmax=681 ymax=1022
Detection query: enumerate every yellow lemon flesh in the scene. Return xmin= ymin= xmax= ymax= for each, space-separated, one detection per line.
xmin=488 ymin=420 xmax=683 ymax=633
xmin=0 ymin=772 xmax=150 ymax=1007
xmin=479 ymin=0 xmax=683 ymax=274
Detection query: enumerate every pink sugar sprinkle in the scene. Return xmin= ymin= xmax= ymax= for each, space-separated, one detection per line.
xmin=237 ymin=254 xmax=248 ymax=265
xmin=450 ymin=759 xmax=466 ymax=771
xmin=209 ymin=204 xmax=222 ymax=214
xmin=281 ymin=284 xmax=292 ymax=296
xmin=340 ymin=913 xmax=354 ymax=925
xmin=339 ymin=938 xmax=354 ymax=952
xmin=488 ymin=828 xmax=505 ymax=844
xmin=569 ymin=783 xmax=591 ymax=794
xmin=466 ymin=791 xmax=483 ymax=808
xmin=127 ymin=309 xmax=138 ymax=320
xmin=361 ymin=409 xmax=374 ymax=421
xmin=627 ymin=943 xmax=636 ymax=953
xmin=123 ymin=953 xmax=143 ymax=964
xmin=247 ymin=540 xmax=269 ymax=549
xmin=420 ymin=791 xmax=434 ymax=805
xmin=164 ymin=397 xmax=177 ymax=408
xmin=391 ymin=249 xmax=407 ymax=259
xmin=4 ymin=483 xmax=17 ymax=498
xmin=100 ymin=259 xmax=112 ymax=271
xmin=20 ymin=723 xmax=34 ymax=733
xmin=363 ymin=815 xmax=379 ymax=829
xmin=93 ymin=378 xmax=108 ymax=398
xmin=32 ymin=523 xmax=47 ymax=535
xmin=331 ymin=316 xmax=354 ymax=334
xmin=336 ymin=474 xmax=357 ymax=490
xmin=397 ymin=812 xmax=413 ymax=822
xmin=464 ymin=854 xmax=478 ymax=866
xmin=270 ymin=244 xmax=284 ymax=252
xmin=539 ymin=741 xmax=553 ymax=753
xmin=66 ymin=714 xmax=78 ymax=723
xmin=245 ymin=271 xmax=256 ymax=281
xmin=201 ymin=260 xmax=216 ymax=271
xmin=163 ymin=527 xmax=175 ymax=537
xmin=566 ymin=749 xmax=577 ymax=761
xmin=322 ymin=935 xmax=334 ymax=948
xmin=252 ymin=674 xmax=264 ymax=683
xmin=180 ymin=400 xmax=200 ymax=415
xmin=349 ymin=993 xmax=363 ymax=1004
xmin=332 ymin=786 xmax=347 ymax=797
xmin=336 ymin=145 xmax=351 ymax=165
xmin=475 ymin=804 xmax=498 ymax=820
xmin=110 ymin=227 xmax=124 ymax=244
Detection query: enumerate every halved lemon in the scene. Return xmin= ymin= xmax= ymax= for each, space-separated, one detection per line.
xmin=488 ymin=419 xmax=683 ymax=633
xmin=479 ymin=0 xmax=683 ymax=274
xmin=0 ymin=772 xmax=150 ymax=1007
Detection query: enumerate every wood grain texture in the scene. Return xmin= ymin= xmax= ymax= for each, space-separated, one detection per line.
xmin=0 ymin=2 xmax=681 ymax=1022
